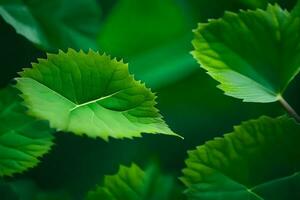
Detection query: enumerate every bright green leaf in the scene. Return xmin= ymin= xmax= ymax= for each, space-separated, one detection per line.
xmin=0 ymin=0 xmax=101 ymax=51
xmin=86 ymin=163 xmax=185 ymax=200
xmin=16 ymin=49 xmax=179 ymax=141
xmin=181 ymin=115 xmax=300 ymax=199
xmin=192 ymin=4 xmax=300 ymax=102
xmin=0 ymin=86 xmax=53 ymax=177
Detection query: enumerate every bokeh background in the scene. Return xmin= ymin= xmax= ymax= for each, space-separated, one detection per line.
xmin=1 ymin=0 xmax=300 ymax=199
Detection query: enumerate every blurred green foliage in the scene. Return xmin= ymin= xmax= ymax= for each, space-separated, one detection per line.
xmin=0 ymin=0 xmax=101 ymax=51
xmin=0 ymin=87 xmax=54 ymax=177
xmin=86 ymin=163 xmax=185 ymax=200
xmin=0 ymin=0 xmax=299 ymax=199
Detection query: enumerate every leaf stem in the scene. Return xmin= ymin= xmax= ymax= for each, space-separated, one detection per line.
xmin=278 ymin=96 xmax=300 ymax=123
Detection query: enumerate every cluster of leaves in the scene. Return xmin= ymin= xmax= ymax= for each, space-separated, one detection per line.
xmin=1 ymin=0 xmax=300 ymax=199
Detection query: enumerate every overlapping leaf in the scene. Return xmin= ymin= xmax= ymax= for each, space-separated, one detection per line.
xmin=181 ymin=116 xmax=300 ymax=199
xmin=86 ymin=163 xmax=184 ymax=200
xmin=0 ymin=0 xmax=101 ymax=51
xmin=192 ymin=4 xmax=300 ymax=102
xmin=0 ymin=86 xmax=53 ymax=177
xmin=16 ymin=49 xmax=179 ymax=140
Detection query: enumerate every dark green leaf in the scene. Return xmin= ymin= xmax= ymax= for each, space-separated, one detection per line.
xmin=181 ymin=116 xmax=300 ymax=199
xmin=0 ymin=86 xmax=53 ymax=176
xmin=86 ymin=163 xmax=184 ymax=200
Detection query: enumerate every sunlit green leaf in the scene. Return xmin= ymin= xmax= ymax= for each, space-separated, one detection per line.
xmin=181 ymin=115 xmax=300 ymax=199
xmin=0 ymin=0 xmax=101 ymax=51
xmin=0 ymin=86 xmax=53 ymax=177
xmin=86 ymin=163 xmax=184 ymax=200
xmin=16 ymin=49 xmax=179 ymax=141
xmin=192 ymin=4 xmax=300 ymax=102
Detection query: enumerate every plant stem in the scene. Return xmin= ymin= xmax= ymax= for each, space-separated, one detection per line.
xmin=278 ymin=96 xmax=300 ymax=123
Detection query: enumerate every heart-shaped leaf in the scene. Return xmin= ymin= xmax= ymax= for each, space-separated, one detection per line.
xmin=192 ymin=4 xmax=300 ymax=102
xmin=181 ymin=115 xmax=300 ymax=199
xmin=0 ymin=86 xmax=53 ymax=177
xmin=0 ymin=0 xmax=101 ymax=51
xmin=16 ymin=49 xmax=179 ymax=141
xmin=86 ymin=163 xmax=184 ymax=200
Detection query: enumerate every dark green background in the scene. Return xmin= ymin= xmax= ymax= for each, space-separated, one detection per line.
xmin=1 ymin=0 xmax=299 ymax=199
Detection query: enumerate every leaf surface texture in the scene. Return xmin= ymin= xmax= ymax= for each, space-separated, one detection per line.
xmin=181 ymin=116 xmax=300 ymax=199
xmin=192 ymin=4 xmax=300 ymax=102
xmin=16 ymin=49 xmax=178 ymax=140
xmin=0 ymin=87 xmax=53 ymax=176
xmin=86 ymin=163 xmax=184 ymax=200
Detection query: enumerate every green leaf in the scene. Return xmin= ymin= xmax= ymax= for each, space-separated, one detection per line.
xmin=16 ymin=49 xmax=179 ymax=141
xmin=192 ymin=4 xmax=300 ymax=103
xmin=0 ymin=86 xmax=53 ymax=177
xmin=86 ymin=163 xmax=184 ymax=200
xmin=181 ymin=116 xmax=300 ymax=200
xmin=0 ymin=0 xmax=101 ymax=51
